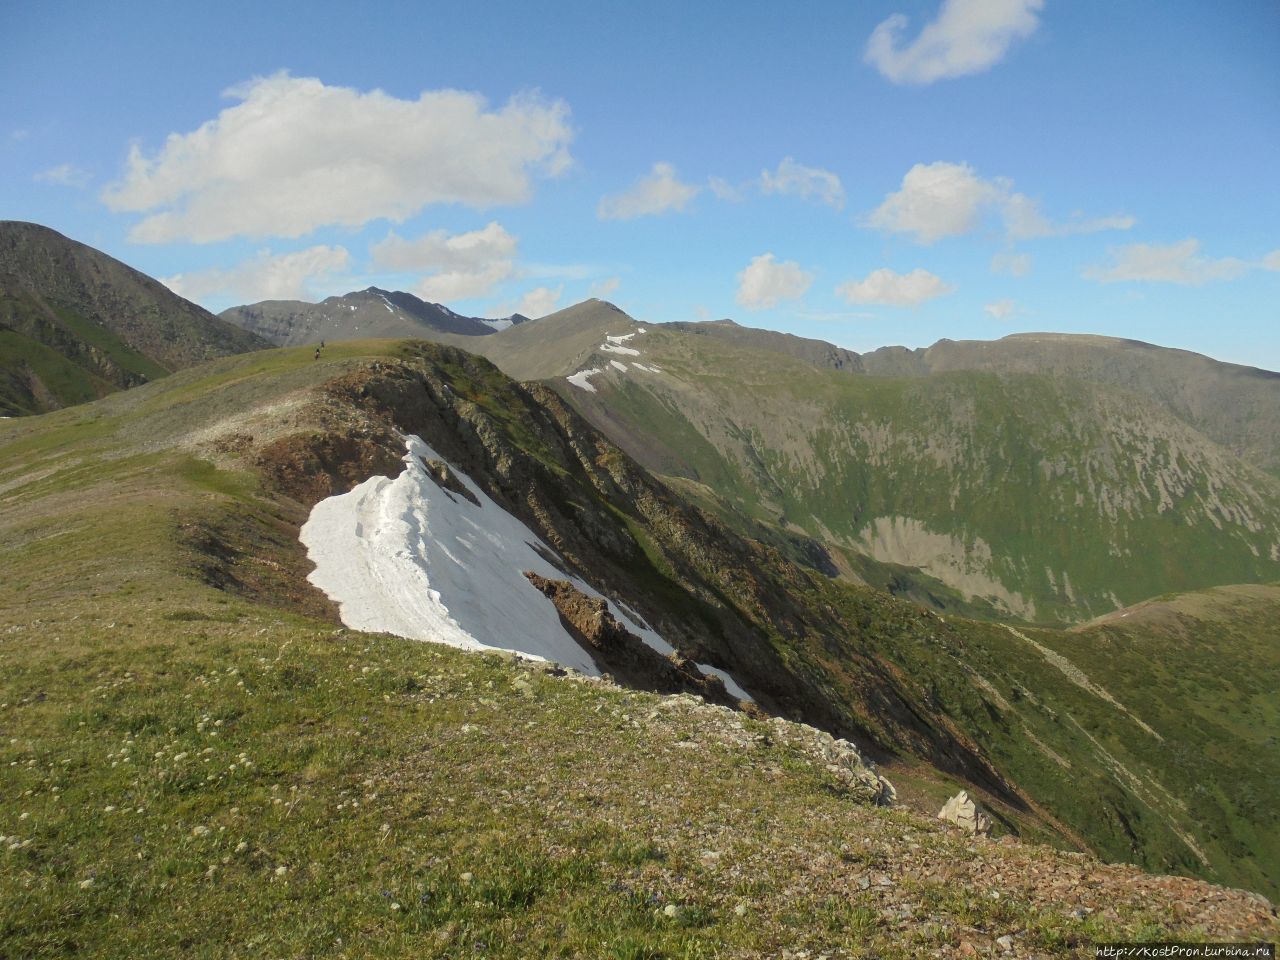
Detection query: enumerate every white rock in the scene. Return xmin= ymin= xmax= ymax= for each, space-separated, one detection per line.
xmin=937 ymin=790 xmax=992 ymax=835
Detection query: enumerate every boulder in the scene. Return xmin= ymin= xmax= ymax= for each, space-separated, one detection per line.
xmin=937 ymin=790 xmax=991 ymax=835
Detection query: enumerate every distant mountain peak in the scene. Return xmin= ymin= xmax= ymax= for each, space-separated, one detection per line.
xmin=222 ymin=287 xmax=511 ymax=345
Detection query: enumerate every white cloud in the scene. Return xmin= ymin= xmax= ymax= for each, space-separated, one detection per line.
xmin=1262 ymin=250 xmax=1280 ymax=272
xmin=1003 ymin=192 xmax=1136 ymax=239
xmin=865 ymin=0 xmax=1044 ymax=85
xmin=735 ymin=253 xmax=813 ymax=310
xmin=836 ymin=267 xmax=954 ymax=306
xmin=371 ymin=222 xmax=516 ymax=301
xmin=984 ymin=298 xmax=1018 ymax=320
xmin=514 ymin=285 xmax=562 ymax=318
xmin=868 ymin=161 xmax=1134 ymax=245
xmin=163 ymin=245 xmax=350 ymax=304
xmin=590 ymin=276 xmax=620 ymax=298
xmin=867 ymin=162 xmax=1001 ymax=243
xmin=707 ymin=176 xmax=742 ymax=202
xmin=1084 ymin=239 xmax=1254 ymax=285
xmin=34 ymin=163 xmax=92 ymax=188
xmin=991 ymin=251 xmax=1032 ymax=276
xmin=597 ymin=162 xmax=699 ymax=220
xmin=102 ymin=73 xmax=573 ymax=243
xmin=759 ymin=157 xmax=845 ymax=210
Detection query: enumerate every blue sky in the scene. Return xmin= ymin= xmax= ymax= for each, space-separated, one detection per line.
xmin=3 ymin=0 xmax=1279 ymax=368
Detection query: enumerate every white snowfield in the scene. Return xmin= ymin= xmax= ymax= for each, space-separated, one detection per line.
xmin=300 ymin=435 xmax=752 ymax=701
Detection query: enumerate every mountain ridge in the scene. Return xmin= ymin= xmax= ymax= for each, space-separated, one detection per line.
xmin=0 ymin=221 xmax=269 ymax=416
xmin=220 ymin=286 xmax=528 ymax=346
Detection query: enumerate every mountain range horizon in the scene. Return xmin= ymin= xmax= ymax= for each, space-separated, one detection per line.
xmin=3 ymin=219 xmax=1278 ymax=954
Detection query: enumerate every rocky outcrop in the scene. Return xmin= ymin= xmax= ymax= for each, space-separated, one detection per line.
xmin=523 ymin=572 xmax=738 ymax=706
xmin=938 ymin=790 xmax=992 ymax=835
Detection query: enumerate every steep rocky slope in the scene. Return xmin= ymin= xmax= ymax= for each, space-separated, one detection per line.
xmin=0 ymin=221 xmax=269 ymax=415
xmin=220 ymin=287 xmax=527 ymax=346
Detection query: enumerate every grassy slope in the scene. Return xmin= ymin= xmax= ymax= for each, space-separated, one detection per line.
xmin=1 ymin=343 xmax=1277 ymax=958
xmin=861 ymin=333 xmax=1280 ymax=477
xmin=554 ymin=327 xmax=1280 ymax=625
xmin=0 ymin=328 xmax=117 ymax=415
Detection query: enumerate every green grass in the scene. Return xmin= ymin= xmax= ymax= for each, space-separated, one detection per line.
xmin=1 ymin=597 xmax=1235 ymax=958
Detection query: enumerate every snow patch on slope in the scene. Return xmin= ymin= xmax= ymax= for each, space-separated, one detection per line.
xmin=601 ymin=342 xmax=641 ymax=356
xmin=301 ymin=436 xmax=743 ymax=692
xmin=567 ymin=368 xmax=604 ymax=392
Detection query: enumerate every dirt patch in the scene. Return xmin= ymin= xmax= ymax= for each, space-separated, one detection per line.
xmin=255 ymin=429 xmax=402 ymax=508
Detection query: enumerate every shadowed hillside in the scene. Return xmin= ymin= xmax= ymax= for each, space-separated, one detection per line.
xmin=0 ymin=222 xmax=268 ymax=416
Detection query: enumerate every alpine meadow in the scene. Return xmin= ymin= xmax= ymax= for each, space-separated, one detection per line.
xmin=2 ymin=2 xmax=1278 ymax=958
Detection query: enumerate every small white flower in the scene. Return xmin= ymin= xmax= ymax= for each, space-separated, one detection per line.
xmin=192 ymin=825 xmax=210 ymax=837
xmin=103 ymin=806 xmax=116 ymax=813
xmin=234 ymin=841 xmax=248 ymax=854
xmin=78 ymin=878 xmax=94 ymax=890
xmin=274 ymin=865 xmax=287 ymax=877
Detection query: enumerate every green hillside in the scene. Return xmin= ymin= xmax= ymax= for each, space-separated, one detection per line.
xmin=509 ymin=314 xmax=1280 ymax=625
xmin=861 ymin=333 xmax=1280 ymax=476
xmin=2 ymin=338 xmax=1277 ymax=927
xmin=0 ymin=221 xmax=269 ymax=416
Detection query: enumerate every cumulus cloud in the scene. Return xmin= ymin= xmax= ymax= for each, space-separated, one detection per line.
xmin=991 ymin=251 xmax=1032 ymax=276
xmin=101 ymin=73 xmax=573 ymax=243
xmin=597 ymin=162 xmax=699 ymax=220
xmin=371 ymin=221 xmax=516 ymax=301
xmin=865 ymin=0 xmax=1043 ymax=85
xmin=867 ymin=162 xmax=999 ymax=243
xmin=1084 ymin=239 xmax=1257 ymax=285
xmin=759 ymin=157 xmax=845 ymax=210
xmin=34 ymin=163 xmax=92 ymax=188
xmin=984 ymin=298 xmax=1019 ymax=320
xmin=163 ymin=245 xmax=350 ymax=304
xmin=836 ymin=267 xmax=954 ymax=306
xmin=735 ymin=253 xmax=813 ymax=310
xmin=514 ymin=285 xmax=562 ymax=318
xmin=867 ymin=161 xmax=1134 ymax=245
